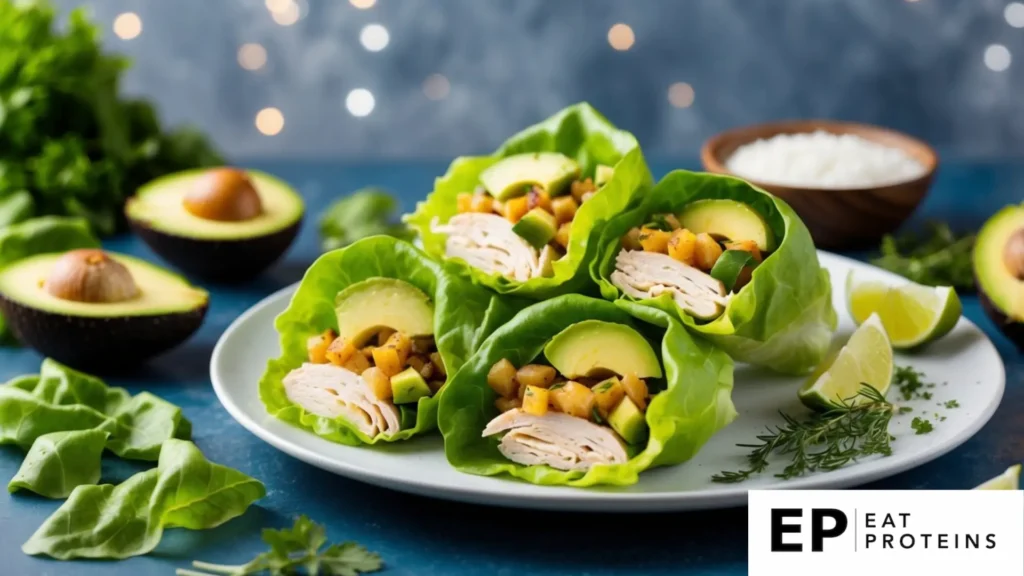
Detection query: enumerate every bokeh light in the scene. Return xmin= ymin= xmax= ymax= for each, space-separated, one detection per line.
xmin=668 ymin=82 xmax=695 ymax=108
xmin=255 ymin=108 xmax=285 ymax=135
xmin=113 ymin=12 xmax=142 ymax=40
xmin=360 ymin=24 xmax=390 ymax=52
xmin=985 ymin=44 xmax=1012 ymax=72
xmin=238 ymin=43 xmax=268 ymax=71
xmin=346 ymin=89 xmax=376 ymax=117
xmin=423 ymin=74 xmax=451 ymax=100
xmin=271 ymin=1 xmax=300 ymax=26
xmin=1006 ymin=2 xmax=1024 ymax=27
xmin=608 ymin=24 xmax=635 ymax=51
xmin=350 ymin=0 xmax=376 ymax=8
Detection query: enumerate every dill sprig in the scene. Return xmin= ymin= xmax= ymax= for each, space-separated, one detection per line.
xmin=711 ymin=385 xmax=895 ymax=483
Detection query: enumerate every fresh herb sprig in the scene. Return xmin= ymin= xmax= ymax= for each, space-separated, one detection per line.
xmin=318 ymin=187 xmax=413 ymax=252
xmin=870 ymin=222 xmax=975 ymax=291
xmin=711 ymin=385 xmax=895 ymax=483
xmin=180 ymin=516 xmax=382 ymax=576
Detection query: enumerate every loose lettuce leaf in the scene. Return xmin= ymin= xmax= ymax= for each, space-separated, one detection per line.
xmin=404 ymin=102 xmax=653 ymax=300
xmin=0 ymin=215 xmax=100 ymax=342
xmin=438 ymin=294 xmax=736 ymax=487
xmin=22 ymin=439 xmax=265 ymax=560
xmin=0 ymin=358 xmax=191 ymax=458
xmin=8 ymin=429 xmax=110 ymax=498
xmin=260 ymin=235 xmax=525 ymax=445
xmin=593 ymin=170 xmax=838 ymax=375
xmin=319 ymin=187 xmax=413 ymax=251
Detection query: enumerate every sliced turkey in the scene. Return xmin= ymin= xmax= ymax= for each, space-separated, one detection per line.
xmin=283 ymin=362 xmax=401 ymax=437
xmin=431 ymin=213 xmax=551 ymax=282
xmin=610 ymin=249 xmax=728 ymax=320
xmin=482 ymin=409 xmax=628 ymax=471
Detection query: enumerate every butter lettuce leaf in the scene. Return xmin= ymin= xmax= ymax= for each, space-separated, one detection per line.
xmin=404 ymin=102 xmax=653 ymax=300
xmin=260 ymin=235 xmax=525 ymax=446
xmin=438 ymin=294 xmax=736 ymax=486
xmin=593 ymin=170 xmax=837 ymax=375
xmin=0 ymin=358 xmax=190 ymax=458
xmin=8 ymin=429 xmax=110 ymax=498
xmin=22 ymin=439 xmax=265 ymax=560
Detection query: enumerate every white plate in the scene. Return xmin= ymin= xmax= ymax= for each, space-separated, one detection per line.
xmin=211 ymin=252 xmax=1006 ymax=512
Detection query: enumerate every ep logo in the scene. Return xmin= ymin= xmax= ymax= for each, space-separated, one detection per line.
xmin=771 ymin=508 xmax=848 ymax=552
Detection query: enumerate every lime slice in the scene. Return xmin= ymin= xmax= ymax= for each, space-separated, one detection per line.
xmin=974 ymin=464 xmax=1022 ymax=490
xmin=799 ymin=313 xmax=894 ymax=411
xmin=846 ymin=271 xmax=962 ymax=349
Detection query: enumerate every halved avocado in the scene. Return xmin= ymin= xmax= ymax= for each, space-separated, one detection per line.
xmin=479 ymin=152 xmax=581 ymax=200
xmin=678 ymin=199 xmax=776 ymax=252
xmin=334 ymin=278 xmax=434 ymax=347
xmin=125 ymin=167 xmax=304 ymax=282
xmin=974 ymin=203 xmax=1024 ymax=350
xmin=543 ymin=320 xmax=662 ymax=379
xmin=0 ymin=249 xmax=208 ymax=371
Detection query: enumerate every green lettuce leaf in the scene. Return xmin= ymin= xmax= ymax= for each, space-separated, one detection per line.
xmin=592 ymin=170 xmax=838 ymax=375
xmin=437 ymin=294 xmax=736 ymax=486
xmin=22 ymin=439 xmax=265 ymax=560
xmin=0 ymin=216 xmax=100 ymax=342
xmin=8 ymin=429 xmax=110 ymax=498
xmin=260 ymin=235 xmax=525 ymax=445
xmin=404 ymin=102 xmax=653 ymax=300
xmin=0 ymin=358 xmax=191 ymax=458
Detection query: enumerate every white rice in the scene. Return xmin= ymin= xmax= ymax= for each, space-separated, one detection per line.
xmin=724 ymin=130 xmax=927 ymax=189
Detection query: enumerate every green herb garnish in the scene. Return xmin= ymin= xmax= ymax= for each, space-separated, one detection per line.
xmin=591 ymin=406 xmax=605 ymax=424
xmin=181 ymin=515 xmax=382 ymax=576
xmin=711 ymin=384 xmax=894 ymax=483
xmin=548 ymin=382 xmax=566 ymax=391
xmin=644 ymin=214 xmax=676 ymax=231
xmin=894 ymin=365 xmax=934 ymax=401
xmin=911 ymin=417 xmax=934 ymax=435
xmin=944 ymin=400 xmax=960 ymax=409
xmin=319 ymin=187 xmax=413 ymax=251
xmin=898 ymin=406 xmax=914 ymax=414
xmin=870 ymin=222 xmax=975 ymax=291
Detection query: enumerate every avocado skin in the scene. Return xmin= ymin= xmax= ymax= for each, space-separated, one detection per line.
xmin=0 ymin=293 xmax=208 ymax=372
xmin=978 ymin=281 xmax=1023 ymax=351
xmin=130 ymin=218 xmax=301 ymax=283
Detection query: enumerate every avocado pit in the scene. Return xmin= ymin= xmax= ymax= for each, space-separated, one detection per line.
xmin=1004 ymin=228 xmax=1024 ymax=281
xmin=44 ymin=249 xmax=139 ymax=304
xmin=183 ymin=167 xmax=263 ymax=222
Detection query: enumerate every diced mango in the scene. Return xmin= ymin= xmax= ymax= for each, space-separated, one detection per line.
xmin=551 ymin=196 xmax=578 ymax=225
xmin=668 ymin=229 xmax=698 ymax=266
xmin=325 ymin=337 xmax=357 ymax=366
xmin=622 ymin=228 xmax=643 ymax=251
xmin=457 ymin=193 xmax=473 ymax=213
xmin=377 ymin=328 xmax=396 ymax=346
xmin=418 ymin=361 xmax=435 ymax=380
xmin=408 ymin=355 xmax=427 ymax=372
xmin=725 ymin=239 xmax=763 ymax=263
xmin=384 ymin=331 xmax=412 ymax=365
xmin=471 ymin=193 xmax=494 ymax=213
xmin=363 ymin=367 xmax=392 ymax=401
xmin=360 ymin=346 xmax=376 ymax=360
xmin=621 ymin=373 xmax=648 ymax=411
xmin=663 ymin=214 xmax=682 ymax=230
xmin=554 ymin=222 xmax=571 ymax=249
xmin=592 ymin=377 xmax=626 ymax=417
xmin=549 ymin=381 xmax=595 ymax=420
xmin=342 ymin=351 xmax=371 ymax=374
xmin=372 ymin=346 xmax=403 ymax=378
xmin=487 ymin=359 xmax=519 ymax=398
xmin=505 ymin=196 xmax=530 ymax=223
xmin=307 ymin=329 xmax=336 ymax=364
xmin=527 ymin=188 xmax=552 ymax=212
xmin=494 ymin=397 xmax=521 ymax=413
xmin=492 ymin=198 xmax=506 ymax=217
xmin=516 ymin=364 xmax=557 ymax=389
xmin=639 ymin=227 xmax=671 ymax=253
xmin=429 ymin=352 xmax=446 ymax=377
xmin=570 ymin=178 xmax=596 ymax=203
xmin=522 ymin=386 xmax=549 ymax=416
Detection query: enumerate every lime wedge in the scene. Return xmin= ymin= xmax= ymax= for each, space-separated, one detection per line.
xmin=799 ymin=313 xmax=894 ymax=411
xmin=846 ymin=271 xmax=962 ymax=349
xmin=974 ymin=464 xmax=1022 ymax=490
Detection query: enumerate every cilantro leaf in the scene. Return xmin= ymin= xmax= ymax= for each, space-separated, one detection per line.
xmin=319 ymin=187 xmax=413 ymax=251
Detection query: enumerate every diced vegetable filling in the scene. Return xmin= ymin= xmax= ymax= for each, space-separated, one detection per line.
xmin=306 ymin=328 xmax=446 ymax=404
xmin=487 ymin=358 xmax=650 ymax=445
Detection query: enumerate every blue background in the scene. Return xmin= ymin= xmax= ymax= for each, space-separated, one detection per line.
xmin=0 ymin=158 xmax=1021 ymax=576
xmin=47 ymin=0 xmax=1024 ymax=159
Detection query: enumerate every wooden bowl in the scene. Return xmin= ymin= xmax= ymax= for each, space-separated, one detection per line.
xmin=700 ymin=120 xmax=938 ymax=250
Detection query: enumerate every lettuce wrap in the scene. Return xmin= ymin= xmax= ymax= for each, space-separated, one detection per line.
xmin=404 ymin=102 xmax=652 ymax=300
xmin=592 ymin=169 xmax=837 ymax=375
xmin=438 ymin=294 xmax=736 ymax=487
xmin=260 ymin=235 xmax=522 ymax=445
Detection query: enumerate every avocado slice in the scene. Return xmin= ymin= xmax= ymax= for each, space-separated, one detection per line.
xmin=710 ymin=250 xmax=756 ymax=292
xmin=390 ymin=367 xmax=431 ymax=404
xmin=974 ymin=203 xmax=1024 ymax=349
xmin=543 ymin=320 xmax=662 ymax=379
xmin=479 ymin=152 xmax=581 ymax=201
xmin=511 ymin=208 xmax=558 ymax=249
xmin=678 ymin=199 xmax=776 ymax=253
xmin=125 ymin=167 xmax=304 ymax=282
xmin=0 ymin=249 xmax=208 ymax=371
xmin=335 ymin=278 xmax=434 ymax=347
xmin=608 ymin=396 xmax=648 ymax=445
xmin=594 ymin=164 xmax=615 ymax=188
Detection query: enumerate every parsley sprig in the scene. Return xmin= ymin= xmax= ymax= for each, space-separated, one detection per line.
xmin=711 ymin=385 xmax=895 ymax=483
xmin=870 ymin=222 xmax=975 ymax=291
xmin=179 ymin=516 xmax=382 ymax=576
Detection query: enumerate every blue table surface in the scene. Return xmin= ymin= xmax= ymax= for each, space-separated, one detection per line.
xmin=0 ymin=158 xmax=1021 ymax=576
